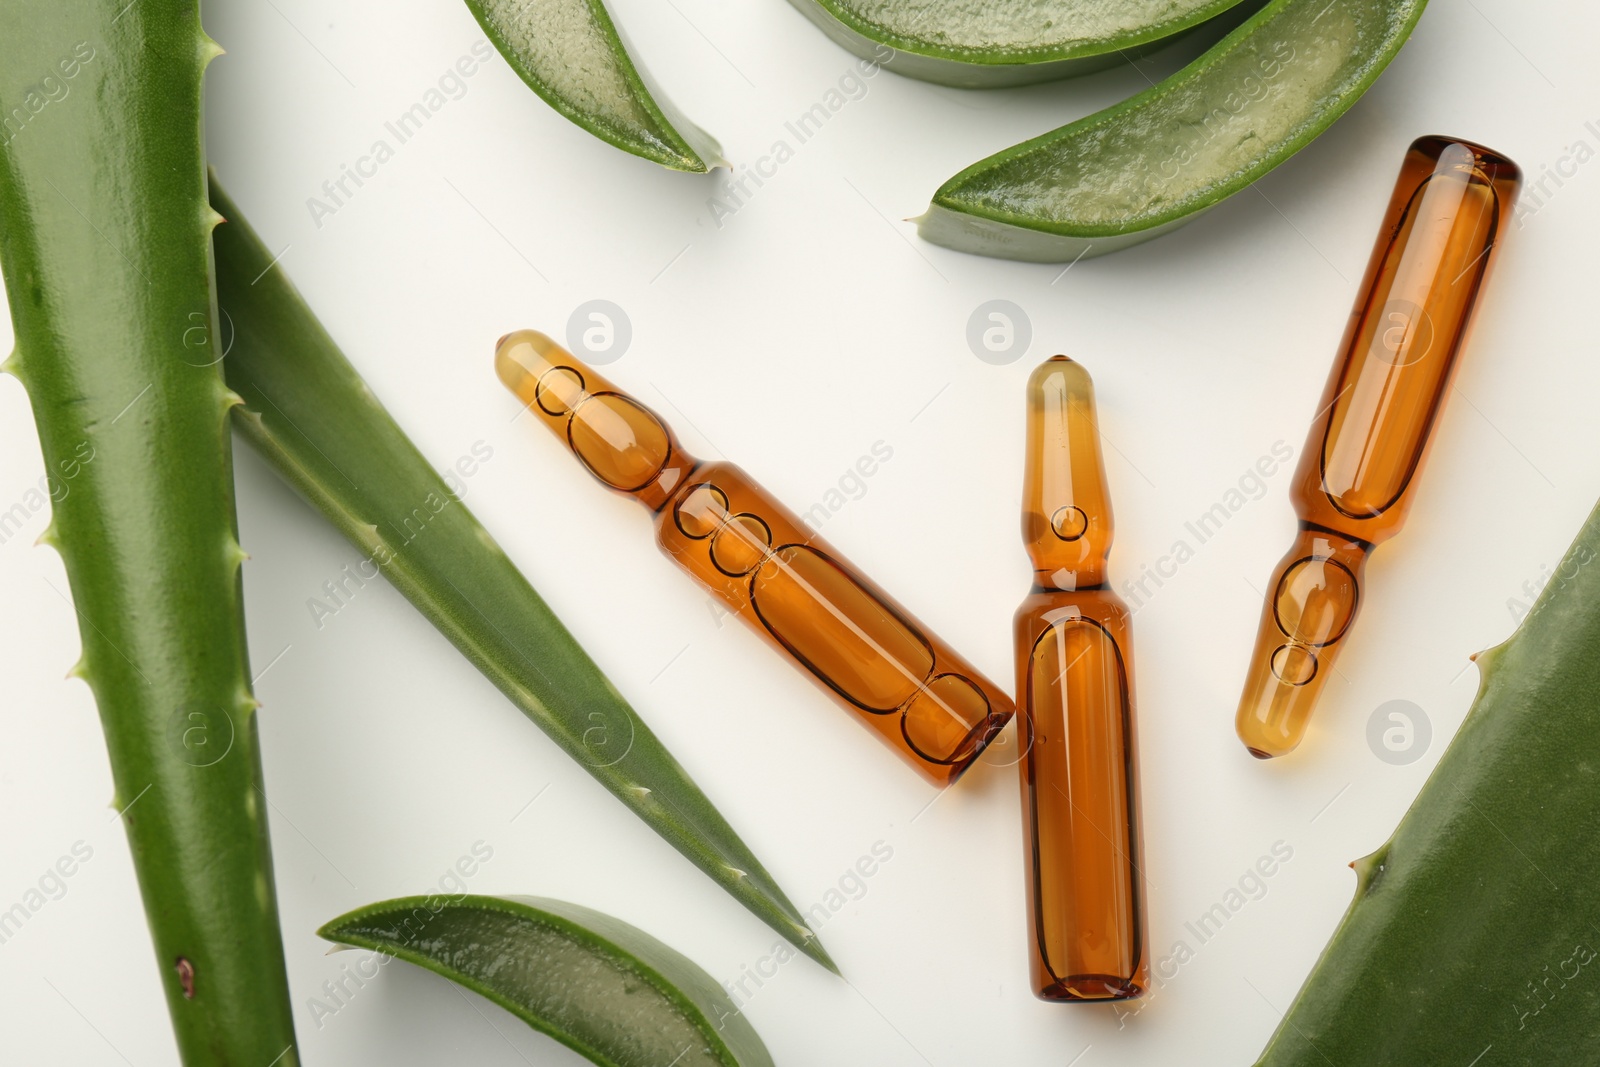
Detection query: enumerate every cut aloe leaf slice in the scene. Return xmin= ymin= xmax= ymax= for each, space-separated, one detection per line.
xmin=464 ymin=0 xmax=724 ymax=171
xmin=1255 ymin=500 xmax=1600 ymax=1063
xmin=918 ymin=0 xmax=1429 ymax=260
xmin=321 ymin=895 xmax=773 ymax=1067
xmin=786 ymin=0 xmax=1249 ymax=88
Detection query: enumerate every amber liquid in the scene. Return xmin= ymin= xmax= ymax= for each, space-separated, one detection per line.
xmin=497 ymin=332 xmax=1015 ymax=787
xmin=1016 ymin=356 xmax=1147 ymax=1001
xmin=1236 ymin=136 xmax=1521 ymax=759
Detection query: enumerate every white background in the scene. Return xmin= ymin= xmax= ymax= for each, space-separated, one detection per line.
xmin=2 ymin=0 xmax=1596 ymax=1063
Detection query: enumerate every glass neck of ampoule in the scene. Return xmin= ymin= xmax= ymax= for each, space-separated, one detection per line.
xmin=495 ymin=330 xmax=699 ymax=512
xmin=1023 ymin=356 xmax=1114 ymax=595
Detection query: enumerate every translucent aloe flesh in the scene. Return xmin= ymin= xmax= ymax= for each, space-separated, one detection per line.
xmin=918 ymin=0 xmax=1428 ymax=260
xmin=209 ymin=179 xmax=832 ymax=972
xmin=464 ymin=0 xmax=723 ymax=171
xmin=0 ymin=3 xmax=298 ymax=1062
xmin=786 ymin=0 xmax=1248 ymax=87
xmin=322 ymin=895 xmax=774 ymax=1067
xmin=1256 ymin=500 xmax=1600 ymax=1062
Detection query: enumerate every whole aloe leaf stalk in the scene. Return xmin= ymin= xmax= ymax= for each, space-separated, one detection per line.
xmin=1255 ymin=500 xmax=1600 ymax=1063
xmin=208 ymin=179 xmax=833 ymax=972
xmin=0 ymin=3 xmax=299 ymax=1063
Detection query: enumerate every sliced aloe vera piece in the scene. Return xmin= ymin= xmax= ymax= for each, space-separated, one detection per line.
xmin=209 ymin=179 xmax=831 ymax=972
xmin=918 ymin=0 xmax=1428 ymax=260
xmin=1254 ymin=501 xmax=1600 ymax=1063
xmin=464 ymin=0 xmax=723 ymax=171
xmin=321 ymin=895 xmax=772 ymax=1067
xmin=786 ymin=0 xmax=1248 ymax=88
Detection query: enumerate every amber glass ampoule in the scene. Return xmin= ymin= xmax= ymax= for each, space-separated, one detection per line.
xmin=1236 ymin=136 xmax=1521 ymax=759
xmin=496 ymin=331 xmax=1014 ymax=786
xmin=1015 ymin=356 xmax=1147 ymax=1002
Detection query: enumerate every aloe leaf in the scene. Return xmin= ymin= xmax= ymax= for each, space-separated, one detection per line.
xmin=786 ymin=0 xmax=1249 ymax=88
xmin=1254 ymin=500 xmax=1600 ymax=1063
xmin=917 ymin=0 xmax=1428 ymax=261
xmin=321 ymin=895 xmax=773 ymax=1067
xmin=0 ymin=3 xmax=299 ymax=1062
xmin=463 ymin=0 xmax=723 ymax=172
xmin=208 ymin=178 xmax=833 ymax=973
